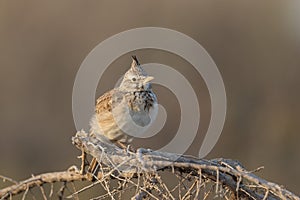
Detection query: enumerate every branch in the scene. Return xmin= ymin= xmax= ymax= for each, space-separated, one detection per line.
xmin=0 ymin=130 xmax=299 ymax=200
xmin=0 ymin=167 xmax=87 ymax=199
xmin=72 ymin=130 xmax=299 ymax=200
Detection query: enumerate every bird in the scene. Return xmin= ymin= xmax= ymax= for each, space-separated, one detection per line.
xmin=87 ymin=56 xmax=158 ymax=176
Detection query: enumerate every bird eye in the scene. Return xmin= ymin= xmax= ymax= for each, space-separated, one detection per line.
xmin=132 ymin=78 xmax=136 ymax=81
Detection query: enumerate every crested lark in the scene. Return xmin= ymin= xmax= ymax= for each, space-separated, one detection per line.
xmin=87 ymin=56 xmax=157 ymax=175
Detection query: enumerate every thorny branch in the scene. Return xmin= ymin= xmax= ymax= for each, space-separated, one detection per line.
xmin=0 ymin=130 xmax=299 ymax=200
xmin=0 ymin=167 xmax=87 ymax=199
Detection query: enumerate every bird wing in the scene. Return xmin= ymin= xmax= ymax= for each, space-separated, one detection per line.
xmin=95 ymin=89 xmax=115 ymax=114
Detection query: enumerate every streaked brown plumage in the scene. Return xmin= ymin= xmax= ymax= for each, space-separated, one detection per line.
xmin=90 ymin=56 xmax=157 ymax=147
xmin=87 ymin=56 xmax=157 ymax=176
xmin=91 ymin=57 xmax=157 ymax=146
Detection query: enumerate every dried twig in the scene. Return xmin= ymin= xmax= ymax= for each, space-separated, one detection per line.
xmin=0 ymin=168 xmax=87 ymax=199
xmin=0 ymin=130 xmax=299 ymax=200
xmin=0 ymin=176 xmax=17 ymax=185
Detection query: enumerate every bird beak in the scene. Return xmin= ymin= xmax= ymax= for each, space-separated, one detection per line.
xmin=143 ymin=76 xmax=154 ymax=83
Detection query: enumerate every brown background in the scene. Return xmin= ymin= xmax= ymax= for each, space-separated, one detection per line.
xmin=0 ymin=0 xmax=299 ymax=196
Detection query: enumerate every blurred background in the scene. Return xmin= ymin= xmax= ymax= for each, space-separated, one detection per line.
xmin=0 ymin=0 xmax=299 ymax=196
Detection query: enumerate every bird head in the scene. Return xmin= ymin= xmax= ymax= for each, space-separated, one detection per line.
xmin=119 ymin=56 xmax=154 ymax=91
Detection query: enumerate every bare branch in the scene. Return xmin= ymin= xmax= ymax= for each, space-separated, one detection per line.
xmin=71 ymin=130 xmax=300 ymax=200
xmin=0 ymin=130 xmax=299 ymax=200
xmin=0 ymin=167 xmax=87 ymax=199
xmin=0 ymin=176 xmax=18 ymax=185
